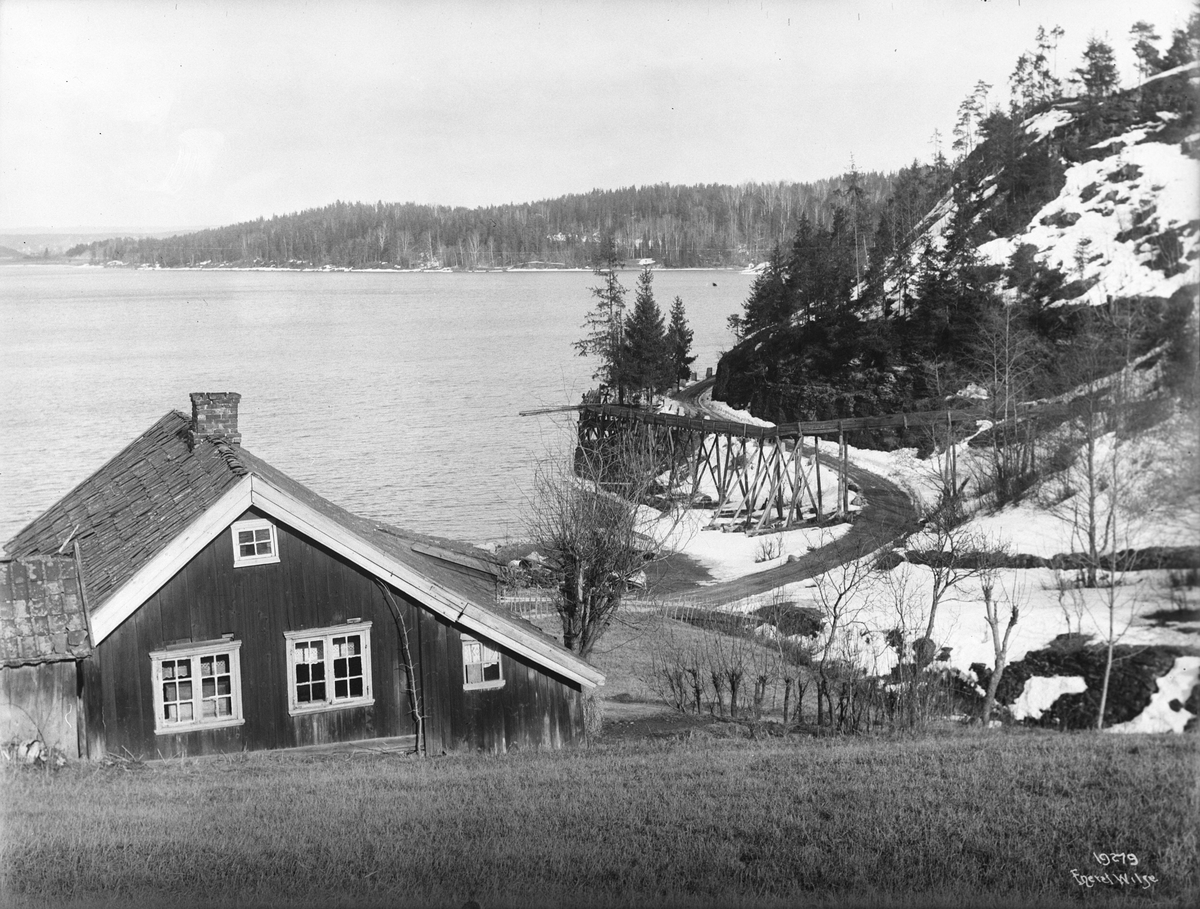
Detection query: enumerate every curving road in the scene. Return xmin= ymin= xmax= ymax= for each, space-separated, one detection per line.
xmin=660 ymin=379 xmax=920 ymax=606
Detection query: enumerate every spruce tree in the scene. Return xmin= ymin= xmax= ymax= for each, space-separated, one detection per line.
xmin=1073 ymin=38 xmax=1119 ymax=99
xmin=730 ymin=245 xmax=792 ymax=338
xmin=1130 ymin=21 xmax=1162 ymax=81
xmin=665 ymin=296 xmax=696 ymax=389
xmin=575 ymin=236 xmax=628 ymax=400
xmin=622 ymin=267 xmax=669 ymax=399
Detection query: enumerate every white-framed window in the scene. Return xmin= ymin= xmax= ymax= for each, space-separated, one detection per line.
xmin=284 ymin=622 xmax=374 ymax=715
xmin=231 ymin=518 xmax=279 ymax=567
xmin=150 ymin=638 xmax=245 ymax=735
xmin=462 ymin=635 xmax=504 ymax=690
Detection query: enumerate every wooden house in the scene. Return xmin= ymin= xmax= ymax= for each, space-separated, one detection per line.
xmin=2 ymin=393 xmax=603 ymax=759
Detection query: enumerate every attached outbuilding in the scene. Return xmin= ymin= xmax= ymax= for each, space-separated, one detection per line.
xmin=0 ymin=554 xmax=93 ymax=759
xmin=2 ymin=393 xmax=603 ymax=760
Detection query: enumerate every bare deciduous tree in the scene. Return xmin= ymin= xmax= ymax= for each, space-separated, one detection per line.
xmin=526 ymin=432 xmax=683 ymax=658
xmin=1048 ymin=304 xmax=1149 ymax=728
xmin=808 ymin=540 xmax=877 ymax=729
xmin=973 ymin=303 xmax=1043 ymax=506
xmin=915 ymin=506 xmax=988 ymax=660
xmin=978 ymin=548 xmax=1024 ymax=726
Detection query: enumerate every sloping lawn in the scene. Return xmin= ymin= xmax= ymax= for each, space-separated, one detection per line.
xmin=2 ymin=732 xmax=1196 ymax=908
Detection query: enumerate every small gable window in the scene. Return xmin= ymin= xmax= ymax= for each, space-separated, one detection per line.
xmin=150 ymin=639 xmax=244 ymax=735
xmin=462 ymin=635 xmax=504 ymax=690
xmin=231 ymin=518 xmax=279 ymax=567
xmin=284 ymin=623 xmax=374 ymax=715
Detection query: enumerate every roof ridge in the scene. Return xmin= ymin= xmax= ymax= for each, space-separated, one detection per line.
xmin=211 ymin=439 xmax=249 ymax=477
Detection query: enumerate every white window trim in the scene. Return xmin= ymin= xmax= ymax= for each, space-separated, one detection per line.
xmin=231 ymin=517 xmax=280 ymax=567
xmin=462 ymin=635 xmax=505 ymax=691
xmin=149 ymin=638 xmax=245 ymax=735
xmin=284 ymin=622 xmax=375 ymax=716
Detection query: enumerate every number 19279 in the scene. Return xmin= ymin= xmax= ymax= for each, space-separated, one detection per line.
xmin=1094 ymin=852 xmax=1139 ymax=867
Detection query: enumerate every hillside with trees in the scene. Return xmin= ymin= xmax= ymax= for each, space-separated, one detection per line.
xmin=67 ymin=177 xmax=896 ymax=271
xmin=714 ymin=13 xmax=1199 ymax=447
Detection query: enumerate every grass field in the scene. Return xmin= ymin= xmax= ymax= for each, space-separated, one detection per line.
xmin=2 ymin=731 xmax=1196 ymax=908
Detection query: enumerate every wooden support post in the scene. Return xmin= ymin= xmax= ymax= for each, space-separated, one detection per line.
xmin=839 ymin=424 xmax=849 ymax=516
xmin=793 ymin=435 xmax=818 ymax=521
xmin=692 ymin=433 xmax=715 ymax=501
xmin=773 ymin=436 xmax=786 ymax=523
xmin=947 ymin=411 xmax=957 ymax=495
xmin=784 ymin=439 xmax=801 ymax=526
xmin=743 ymin=438 xmax=769 ymax=524
xmin=665 ymin=425 xmax=679 ymax=497
xmin=751 ymin=441 xmax=787 ymax=533
xmin=814 ymin=437 xmax=824 ymax=518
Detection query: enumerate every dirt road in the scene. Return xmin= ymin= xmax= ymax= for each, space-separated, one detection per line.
xmin=660 ymin=378 xmax=920 ymax=606
xmin=664 ymin=458 xmax=918 ymax=606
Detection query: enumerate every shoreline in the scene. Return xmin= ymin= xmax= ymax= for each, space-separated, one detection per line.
xmin=1 ymin=261 xmax=755 ymax=274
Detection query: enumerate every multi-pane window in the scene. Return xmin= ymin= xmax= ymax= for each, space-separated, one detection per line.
xmin=150 ymin=639 xmax=244 ymax=734
xmin=284 ymin=623 xmax=373 ymax=715
xmin=231 ymin=518 xmax=279 ymax=567
xmin=462 ymin=635 xmax=504 ymax=690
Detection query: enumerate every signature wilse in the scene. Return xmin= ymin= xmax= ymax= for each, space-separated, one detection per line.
xmin=1070 ymin=853 xmax=1158 ymax=890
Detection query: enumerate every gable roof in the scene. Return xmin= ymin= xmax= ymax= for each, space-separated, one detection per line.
xmin=1 ymin=555 xmax=92 ymax=668
xmin=5 ymin=409 xmax=602 ymax=689
xmin=6 ymin=412 xmax=239 ymax=607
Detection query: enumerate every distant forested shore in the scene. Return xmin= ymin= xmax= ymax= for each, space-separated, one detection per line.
xmin=66 ymin=173 xmax=931 ymax=270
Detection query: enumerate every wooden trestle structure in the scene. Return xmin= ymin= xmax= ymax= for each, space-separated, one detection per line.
xmin=575 ymin=404 xmax=989 ymax=535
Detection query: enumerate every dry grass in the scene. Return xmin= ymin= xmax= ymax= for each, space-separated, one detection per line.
xmin=2 ymin=732 xmax=1196 ymax=909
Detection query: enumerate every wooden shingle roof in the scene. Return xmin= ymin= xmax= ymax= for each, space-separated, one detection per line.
xmin=1 ymin=555 xmax=91 ymax=667
xmin=4 ymin=412 xmax=241 ymax=607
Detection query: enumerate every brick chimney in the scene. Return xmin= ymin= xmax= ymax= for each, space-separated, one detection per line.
xmin=189 ymin=392 xmax=242 ymax=449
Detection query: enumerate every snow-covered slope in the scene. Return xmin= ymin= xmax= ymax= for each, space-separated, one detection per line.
xmin=889 ymin=62 xmax=1199 ymax=309
xmin=979 ymin=122 xmax=1198 ymax=305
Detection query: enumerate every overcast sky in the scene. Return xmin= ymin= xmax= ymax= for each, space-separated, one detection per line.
xmin=0 ymin=0 xmax=1191 ymax=231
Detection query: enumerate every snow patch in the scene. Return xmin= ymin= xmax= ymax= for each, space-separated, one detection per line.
xmin=1107 ymin=656 xmax=1200 ymax=734
xmin=1022 ymin=107 xmax=1074 ymax=140
xmin=1011 ymin=675 xmax=1088 ymax=721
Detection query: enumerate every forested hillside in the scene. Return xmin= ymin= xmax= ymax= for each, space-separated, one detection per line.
xmin=67 ymin=176 xmax=896 ymax=270
xmin=715 ymin=13 xmax=1199 ymax=443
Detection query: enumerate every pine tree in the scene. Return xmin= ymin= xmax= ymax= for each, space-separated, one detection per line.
xmin=1161 ymin=3 xmax=1199 ymax=69
xmin=622 ymin=267 xmax=669 ymax=398
xmin=1009 ymin=25 xmax=1064 ymax=114
xmin=953 ymin=81 xmax=993 ymax=160
xmin=1073 ymin=37 xmax=1120 ymax=99
xmin=665 ymin=296 xmax=696 ymax=389
xmin=575 ymin=236 xmax=628 ymax=400
xmin=952 ymin=94 xmax=982 ymax=159
xmin=730 ymin=244 xmax=792 ymax=338
xmin=1130 ymin=21 xmax=1163 ymax=81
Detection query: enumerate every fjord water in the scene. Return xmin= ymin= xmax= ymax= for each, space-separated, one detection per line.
xmin=0 ymin=266 xmax=752 ymax=544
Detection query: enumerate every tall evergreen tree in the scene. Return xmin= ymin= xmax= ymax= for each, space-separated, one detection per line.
xmin=1009 ymin=25 xmax=1065 ymax=113
xmin=1073 ymin=37 xmax=1120 ymax=99
xmin=729 ymin=245 xmax=792 ymax=338
xmin=575 ymin=237 xmax=628 ymax=400
xmin=622 ymin=267 xmax=669 ymax=398
xmin=1161 ymin=0 xmax=1200 ymax=69
xmin=665 ymin=296 xmax=696 ymax=389
xmin=1130 ymin=21 xmax=1163 ymax=81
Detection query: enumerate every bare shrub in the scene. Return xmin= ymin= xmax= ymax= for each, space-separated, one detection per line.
xmin=754 ymin=534 xmax=783 ymax=564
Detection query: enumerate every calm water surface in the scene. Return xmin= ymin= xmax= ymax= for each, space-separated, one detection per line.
xmin=0 ymin=266 xmax=752 ymax=544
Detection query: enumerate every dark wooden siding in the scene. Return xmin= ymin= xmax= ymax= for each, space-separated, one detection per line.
xmin=95 ymin=508 xmax=584 ymax=758
xmin=0 ymin=661 xmax=80 ymax=756
xmin=416 ymin=608 xmax=584 ymax=755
